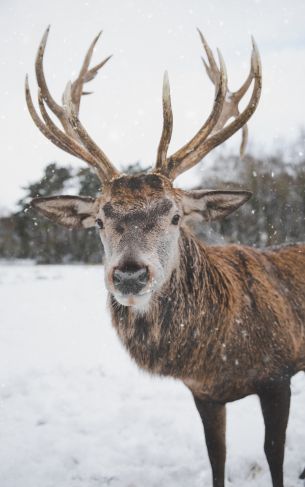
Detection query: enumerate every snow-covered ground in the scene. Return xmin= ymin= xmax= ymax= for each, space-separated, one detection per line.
xmin=1 ymin=263 xmax=305 ymax=487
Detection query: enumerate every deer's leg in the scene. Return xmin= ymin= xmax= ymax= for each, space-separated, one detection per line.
xmin=258 ymin=380 xmax=291 ymax=487
xmin=193 ymin=395 xmax=226 ymax=487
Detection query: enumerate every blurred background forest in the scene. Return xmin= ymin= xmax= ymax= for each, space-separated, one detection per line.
xmin=1 ymin=132 xmax=305 ymax=264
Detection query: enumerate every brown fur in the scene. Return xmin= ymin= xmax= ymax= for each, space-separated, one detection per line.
xmin=110 ymin=228 xmax=305 ymax=402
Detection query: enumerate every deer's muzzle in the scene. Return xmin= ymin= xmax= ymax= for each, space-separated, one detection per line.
xmin=113 ymin=264 xmax=149 ymax=295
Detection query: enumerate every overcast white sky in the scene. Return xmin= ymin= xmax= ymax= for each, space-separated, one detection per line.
xmin=1 ymin=0 xmax=305 ymax=210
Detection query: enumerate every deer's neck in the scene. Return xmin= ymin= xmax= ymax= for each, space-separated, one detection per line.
xmin=109 ymin=229 xmax=231 ymax=378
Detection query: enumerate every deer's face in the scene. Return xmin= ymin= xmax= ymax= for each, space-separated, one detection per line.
xmin=96 ymin=174 xmax=181 ymax=310
xmin=32 ymin=171 xmax=251 ymax=312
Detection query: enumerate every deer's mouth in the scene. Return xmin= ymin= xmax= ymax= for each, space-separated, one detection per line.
xmin=113 ymin=290 xmax=153 ymax=309
xmin=111 ymin=275 xmax=159 ymax=308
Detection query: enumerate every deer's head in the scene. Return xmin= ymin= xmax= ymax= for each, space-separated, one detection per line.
xmin=26 ymin=28 xmax=261 ymax=311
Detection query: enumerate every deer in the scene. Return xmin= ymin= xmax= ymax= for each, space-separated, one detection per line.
xmin=25 ymin=27 xmax=305 ymax=487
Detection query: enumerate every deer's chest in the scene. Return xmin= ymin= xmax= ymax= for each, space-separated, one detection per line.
xmin=111 ymin=308 xmax=201 ymax=377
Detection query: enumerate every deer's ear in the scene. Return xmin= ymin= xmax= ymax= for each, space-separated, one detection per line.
xmin=181 ymin=190 xmax=252 ymax=222
xmin=31 ymin=195 xmax=97 ymax=229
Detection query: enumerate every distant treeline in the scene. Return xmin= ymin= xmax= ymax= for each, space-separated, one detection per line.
xmin=1 ymin=147 xmax=305 ymax=264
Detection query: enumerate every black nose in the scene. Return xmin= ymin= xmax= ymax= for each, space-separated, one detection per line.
xmin=113 ymin=264 xmax=149 ymax=295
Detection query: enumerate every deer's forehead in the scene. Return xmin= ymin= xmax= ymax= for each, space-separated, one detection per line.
xmin=101 ymin=198 xmax=174 ymax=223
xmin=108 ymin=173 xmax=172 ymax=198
xmin=97 ymin=173 xmax=177 ymax=221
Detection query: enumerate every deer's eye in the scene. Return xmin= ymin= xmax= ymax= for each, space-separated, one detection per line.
xmin=96 ymin=218 xmax=104 ymax=229
xmin=171 ymin=214 xmax=180 ymax=225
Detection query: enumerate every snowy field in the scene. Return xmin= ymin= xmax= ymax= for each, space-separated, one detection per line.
xmin=1 ymin=263 xmax=305 ymax=487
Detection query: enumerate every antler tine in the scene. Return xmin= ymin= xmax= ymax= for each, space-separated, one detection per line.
xmin=37 ymin=89 xmax=109 ymax=178
xmin=35 ymin=26 xmax=65 ymax=123
xmin=168 ymin=37 xmax=262 ymax=179
xmin=72 ymin=55 xmax=112 ymax=99
xmin=25 ymin=75 xmax=71 ymax=154
xmin=197 ymin=29 xmax=219 ymax=86
xmin=224 ymin=37 xmax=258 ymax=157
xmin=211 ymin=37 xmax=261 ymax=159
xmin=26 ymin=27 xmax=120 ymax=183
xmin=155 ymin=71 xmax=173 ymax=170
xmin=159 ymin=34 xmax=262 ymax=180
xmin=63 ymin=82 xmax=119 ymax=180
xmin=240 ymin=124 xmax=248 ymax=157
xmin=200 ymin=32 xmax=252 ymax=156
xmin=70 ymin=31 xmax=102 ymax=111
xmin=25 ymin=76 xmax=108 ymax=181
xmin=70 ymin=31 xmax=112 ymax=114
xmin=158 ymin=47 xmax=227 ymax=178
xmin=234 ymin=63 xmax=255 ymax=104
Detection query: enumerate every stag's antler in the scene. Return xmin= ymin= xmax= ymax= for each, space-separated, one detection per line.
xmin=155 ymin=31 xmax=262 ymax=180
xmin=25 ymin=27 xmax=119 ymax=183
xmin=26 ymin=28 xmax=261 ymax=185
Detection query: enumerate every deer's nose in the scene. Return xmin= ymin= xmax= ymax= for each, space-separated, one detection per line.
xmin=113 ymin=265 xmax=149 ymax=295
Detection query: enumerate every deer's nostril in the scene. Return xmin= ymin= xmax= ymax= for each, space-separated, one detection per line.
xmin=112 ymin=266 xmax=149 ymax=295
xmin=113 ymin=269 xmax=123 ymax=285
xmin=138 ymin=268 xmax=148 ymax=284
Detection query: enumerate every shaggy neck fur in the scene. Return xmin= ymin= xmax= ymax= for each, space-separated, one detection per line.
xmin=110 ymin=228 xmax=232 ymax=379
